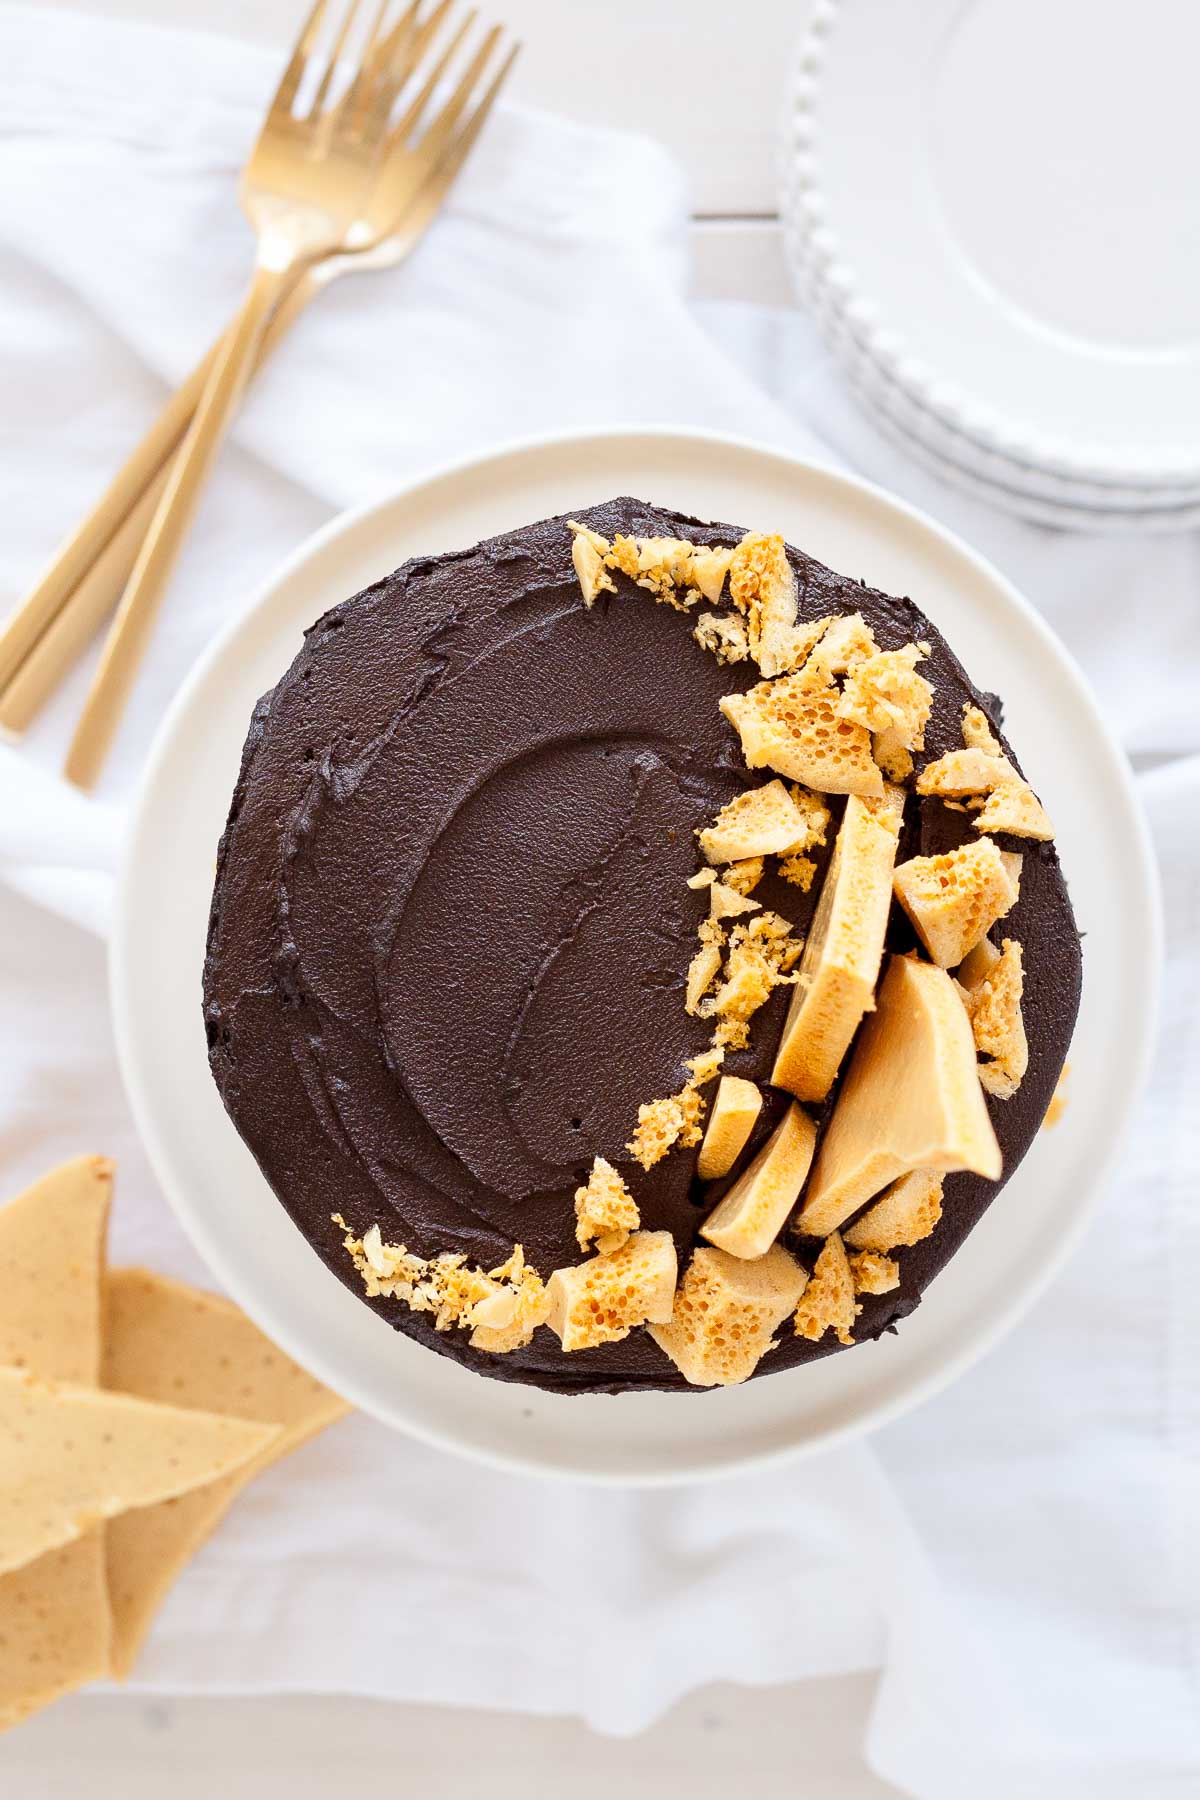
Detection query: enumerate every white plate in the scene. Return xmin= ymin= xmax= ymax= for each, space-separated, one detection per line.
xmin=791 ymin=251 xmax=1200 ymax=530
xmin=784 ymin=0 xmax=1200 ymax=493
xmin=797 ymin=264 xmax=1200 ymax=530
xmin=111 ymin=427 xmax=1160 ymax=1485
xmin=832 ymin=326 xmax=1200 ymax=533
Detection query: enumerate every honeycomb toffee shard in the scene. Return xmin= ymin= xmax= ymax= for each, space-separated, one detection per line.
xmin=650 ymin=1244 xmax=808 ymax=1387
xmin=771 ymin=787 xmax=904 ymax=1102
xmin=794 ymin=955 xmax=1002 ymax=1240
xmin=695 ymin=1076 xmax=764 ymax=1181
xmin=701 ymin=1101 xmax=816 ymax=1260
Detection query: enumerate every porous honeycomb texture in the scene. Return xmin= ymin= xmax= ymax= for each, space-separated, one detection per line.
xmin=650 ymin=1245 xmax=806 ymax=1387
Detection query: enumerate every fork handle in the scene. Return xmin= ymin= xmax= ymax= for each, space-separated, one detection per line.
xmin=64 ymin=264 xmax=294 ymax=789
xmin=0 ymin=337 xmax=221 ymax=695
xmin=0 ymin=476 xmax=165 ymax=735
xmin=0 ymin=268 xmax=320 ymax=734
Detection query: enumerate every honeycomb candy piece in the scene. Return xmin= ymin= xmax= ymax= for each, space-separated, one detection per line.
xmin=727 ymin=533 xmax=800 ymax=676
xmin=546 ymin=1231 xmax=677 ymax=1351
xmin=699 ymin=779 xmax=813 ymax=863
xmin=685 ymin=917 xmax=726 ymax=1015
xmin=567 ymin=521 xmax=616 ymax=606
xmin=893 ymin=838 xmax=1018 ymax=969
xmin=772 ymin=787 xmax=905 ymax=1102
xmin=709 ymin=880 xmax=760 ymax=921
xmin=849 ymin=1250 xmax=900 ymax=1296
xmin=719 ymin=849 xmax=755 ymax=892
xmin=770 ymin=615 xmax=837 ymax=678
xmin=789 ymin=784 xmax=832 ymax=850
xmin=916 ymin=745 xmax=1055 ymax=843
xmin=468 ymin=1286 xmax=520 ymax=1332
xmin=836 ymin=645 xmax=934 ymax=751
xmin=957 ymin=934 xmax=1001 ymax=992
xmin=975 ymin=781 xmax=1055 ymax=842
xmin=970 ymin=939 xmax=1028 ymax=1099
xmin=695 ymin=1076 xmax=764 ymax=1181
xmin=916 ymin=747 xmax=1015 ymax=798
xmin=873 ymin=728 xmax=914 ymax=784
xmin=689 ymin=546 xmax=736 ymax=604
xmin=773 ymin=787 xmax=829 ymax=886
xmin=962 ymin=703 xmax=1001 ymax=754
xmin=795 ymin=955 xmax=1001 ymax=1238
xmin=801 ymin=613 xmax=878 ymax=687
xmin=573 ymin=1156 xmax=640 ymax=1254
xmin=701 ymin=1102 xmax=816 ymax=1259
xmin=793 ymin=1231 xmax=859 ymax=1346
xmin=721 ymin=679 xmax=883 ymax=796
xmin=687 ymin=1046 xmax=725 ymax=1089
xmin=627 ymin=1094 xmax=688 ymax=1170
xmin=649 ymin=1244 xmax=807 ymax=1387
xmin=721 ymin=856 xmax=765 ymax=896
xmin=844 ymin=1170 xmax=944 ymax=1252
xmin=693 ymin=610 xmax=750 ymax=665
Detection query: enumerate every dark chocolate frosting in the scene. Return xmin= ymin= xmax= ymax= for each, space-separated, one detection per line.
xmin=203 ymin=498 xmax=1082 ymax=1394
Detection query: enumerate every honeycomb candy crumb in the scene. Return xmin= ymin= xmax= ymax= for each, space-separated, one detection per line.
xmin=778 ymin=852 xmax=817 ymax=890
xmin=849 ymin=1251 xmax=900 ymax=1296
xmin=694 ymin=610 xmax=751 ymax=664
xmin=1043 ymin=1063 xmax=1071 ymax=1129
xmin=721 ymin=856 xmax=765 ymax=896
xmin=711 ymin=912 xmax=803 ymax=1051
xmin=627 ymin=1049 xmax=724 ymax=1169
xmin=336 ymin=1217 xmax=549 ymax=1353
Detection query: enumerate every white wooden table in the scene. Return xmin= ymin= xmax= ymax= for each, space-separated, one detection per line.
xmin=11 ymin=4 xmax=896 ymax=1795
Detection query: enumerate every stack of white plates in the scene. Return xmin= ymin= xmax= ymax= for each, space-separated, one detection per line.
xmin=781 ymin=0 xmax=1200 ymax=530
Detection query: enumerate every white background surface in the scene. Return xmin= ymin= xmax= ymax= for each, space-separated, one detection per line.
xmin=12 ymin=1 xmax=891 ymax=1795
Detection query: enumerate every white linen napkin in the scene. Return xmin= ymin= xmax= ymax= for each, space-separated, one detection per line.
xmin=1 ymin=8 xmax=1196 ymax=1796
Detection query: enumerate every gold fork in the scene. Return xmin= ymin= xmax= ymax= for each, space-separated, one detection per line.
xmin=61 ymin=0 xmax=510 ymax=787
xmin=0 ymin=6 xmax=514 ymax=735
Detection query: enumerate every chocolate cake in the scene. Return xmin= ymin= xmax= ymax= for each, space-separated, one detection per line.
xmin=202 ymin=498 xmax=1081 ymax=1394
